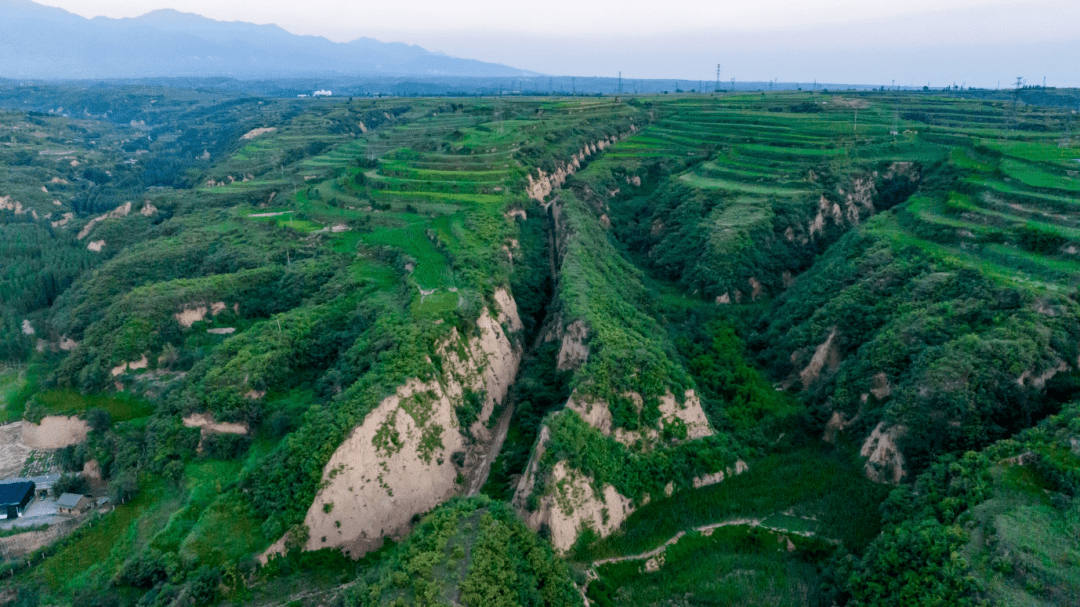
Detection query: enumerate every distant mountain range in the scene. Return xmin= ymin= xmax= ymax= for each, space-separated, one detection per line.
xmin=0 ymin=0 xmax=536 ymax=79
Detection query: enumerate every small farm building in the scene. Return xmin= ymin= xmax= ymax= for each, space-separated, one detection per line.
xmin=57 ymin=493 xmax=93 ymax=515
xmin=0 ymin=481 xmax=36 ymax=519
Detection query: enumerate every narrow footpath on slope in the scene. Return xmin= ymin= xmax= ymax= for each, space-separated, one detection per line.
xmin=590 ymin=515 xmax=832 ymax=568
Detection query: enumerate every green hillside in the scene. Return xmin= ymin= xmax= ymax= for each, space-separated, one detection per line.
xmin=0 ymin=85 xmax=1077 ymax=607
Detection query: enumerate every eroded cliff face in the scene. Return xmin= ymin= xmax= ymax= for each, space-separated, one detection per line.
xmin=804 ymin=176 xmax=877 ymax=241
xmin=270 ymin=291 xmax=523 ymax=558
xmin=525 ymin=129 xmax=637 ymax=203
xmin=514 ymin=428 xmax=636 ymax=553
xmin=566 ymin=390 xmax=713 ymax=448
xmin=796 ymin=327 xmax=841 ymax=389
xmin=556 ymin=319 xmax=590 ymax=372
xmin=512 ymin=390 xmax=745 ymax=553
xmin=512 ymin=128 xmax=751 ymax=553
xmin=860 ymin=422 xmax=907 ymax=484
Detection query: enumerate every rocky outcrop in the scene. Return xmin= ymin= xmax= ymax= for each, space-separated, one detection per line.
xmin=837 ymin=177 xmax=876 ymax=224
xmin=270 ymin=295 xmax=523 ymax=559
xmin=51 ymin=212 xmax=74 ymax=228
xmin=111 ymin=355 xmax=149 ymax=376
xmin=803 ymin=176 xmax=881 ymax=241
xmin=77 ymin=202 xmax=131 ymax=240
xmin=0 ymin=196 xmax=29 ymax=215
xmin=692 ymin=460 xmax=748 ymax=489
xmin=516 ymin=445 xmax=635 ymax=553
xmin=798 ymin=327 xmax=841 ymax=388
xmin=492 ymin=288 xmax=523 ymax=333
xmin=1017 ymin=361 xmax=1070 ymax=389
xmin=182 ymin=413 xmax=248 ymax=436
xmin=514 ymin=387 xmax=739 ymax=553
xmin=183 ymin=413 xmax=248 ymax=452
xmin=869 ymin=372 xmax=891 ymax=399
xmin=241 ymin=127 xmax=277 ymax=140
xmin=748 ymin=277 xmax=764 ymax=301
xmin=860 ymin=422 xmax=907 ymax=483
xmin=567 ymin=390 xmax=713 ymax=448
xmin=556 ymin=319 xmax=590 ymax=371
xmin=823 ymin=411 xmax=854 ymax=444
xmin=174 ymin=301 xmax=229 ymax=328
xmin=525 ymin=130 xmax=636 ymax=202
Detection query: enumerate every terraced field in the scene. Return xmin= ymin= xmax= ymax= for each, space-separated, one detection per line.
xmin=546 ymin=90 xmax=1080 ymax=607
xmin=3 ymin=92 xmax=654 ymax=603
xmin=3 ymin=86 xmax=1078 ymax=607
xmin=209 ymin=98 xmax=641 ymax=317
xmin=577 ymin=93 xmax=1080 ymax=299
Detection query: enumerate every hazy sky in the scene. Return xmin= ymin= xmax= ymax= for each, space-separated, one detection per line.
xmin=32 ymin=0 xmax=1080 ymax=86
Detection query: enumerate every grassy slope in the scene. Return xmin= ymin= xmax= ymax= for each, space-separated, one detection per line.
xmin=542 ymin=90 xmax=1080 ymax=605
xmin=2 ymin=88 xmax=1078 ymax=606
xmin=3 ymin=94 xmax=648 ymax=604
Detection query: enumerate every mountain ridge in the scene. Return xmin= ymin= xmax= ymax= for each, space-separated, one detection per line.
xmin=0 ymin=0 xmax=536 ymax=79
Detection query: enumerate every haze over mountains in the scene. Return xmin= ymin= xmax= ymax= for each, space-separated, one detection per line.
xmin=0 ymin=0 xmax=534 ymax=79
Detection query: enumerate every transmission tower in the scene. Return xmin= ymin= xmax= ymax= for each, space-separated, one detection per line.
xmin=618 ymin=72 xmax=622 ymax=95
xmin=1006 ymin=77 xmax=1025 ymax=138
xmin=715 ymin=64 xmax=721 ymax=93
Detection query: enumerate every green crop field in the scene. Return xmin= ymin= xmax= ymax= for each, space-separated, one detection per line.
xmin=31 ymin=390 xmax=154 ymax=422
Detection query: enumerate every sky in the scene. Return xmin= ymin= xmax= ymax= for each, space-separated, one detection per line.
xmin=31 ymin=0 xmax=1080 ymax=86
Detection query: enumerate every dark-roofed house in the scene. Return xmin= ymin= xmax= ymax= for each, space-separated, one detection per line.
xmin=56 ymin=493 xmax=92 ymax=516
xmin=0 ymin=481 xmax=35 ymax=519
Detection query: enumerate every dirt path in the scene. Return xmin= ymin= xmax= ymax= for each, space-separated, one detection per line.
xmin=467 ymin=404 xmax=514 ymax=496
xmin=591 ymin=518 xmax=764 ymax=567
xmin=247 ymin=581 xmax=357 ymax=607
xmin=592 ymin=531 xmax=687 ymax=567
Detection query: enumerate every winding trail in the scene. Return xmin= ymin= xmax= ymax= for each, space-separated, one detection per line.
xmin=591 ymin=518 xmax=765 ymax=567
xmin=583 ymin=514 xmax=825 ymax=604
xmin=581 ymin=516 xmax=828 ymax=607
